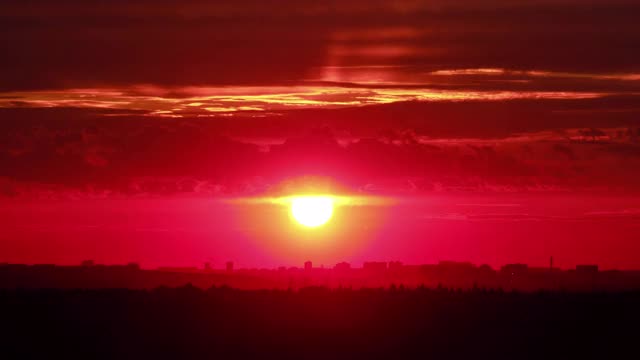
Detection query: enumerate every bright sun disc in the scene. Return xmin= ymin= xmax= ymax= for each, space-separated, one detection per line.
xmin=291 ymin=196 xmax=334 ymax=227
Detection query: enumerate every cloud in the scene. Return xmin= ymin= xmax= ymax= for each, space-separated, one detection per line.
xmin=2 ymin=109 xmax=640 ymax=197
xmin=1 ymin=0 xmax=639 ymax=91
xmin=0 ymin=85 xmax=619 ymax=117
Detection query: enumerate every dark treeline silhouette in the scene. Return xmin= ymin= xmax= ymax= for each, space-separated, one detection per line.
xmin=3 ymin=261 xmax=640 ymax=291
xmin=1 ymin=286 xmax=638 ymax=359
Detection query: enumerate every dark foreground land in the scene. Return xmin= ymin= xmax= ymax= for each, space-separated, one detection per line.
xmin=1 ymin=287 xmax=638 ymax=359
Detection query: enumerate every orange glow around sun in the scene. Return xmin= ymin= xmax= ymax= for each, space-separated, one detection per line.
xmin=227 ymin=176 xmax=394 ymax=264
xmin=290 ymin=196 xmax=334 ymax=227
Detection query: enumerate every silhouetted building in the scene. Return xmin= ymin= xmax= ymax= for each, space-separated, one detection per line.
xmin=81 ymin=260 xmax=95 ymax=267
xmin=478 ymin=264 xmax=493 ymax=272
xmin=436 ymin=261 xmax=476 ymax=277
xmin=576 ymin=265 xmax=598 ymax=273
xmin=363 ymin=261 xmax=387 ymax=272
xmin=334 ymin=262 xmax=351 ymax=271
xmin=226 ymin=261 xmax=234 ymax=272
xmin=501 ymin=263 xmax=529 ymax=276
xmin=304 ymin=261 xmax=313 ymax=271
xmin=204 ymin=262 xmax=212 ymax=271
xmin=158 ymin=266 xmax=198 ymax=273
xmin=388 ymin=261 xmax=404 ymax=272
xmin=438 ymin=261 xmax=475 ymax=270
xmin=32 ymin=264 xmax=56 ymax=270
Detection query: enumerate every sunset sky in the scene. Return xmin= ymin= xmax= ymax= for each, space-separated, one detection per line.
xmin=1 ymin=0 xmax=640 ymax=269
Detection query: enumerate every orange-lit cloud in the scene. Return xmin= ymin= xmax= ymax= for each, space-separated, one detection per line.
xmin=0 ymin=85 xmax=611 ymax=116
xmin=430 ymin=68 xmax=640 ymax=81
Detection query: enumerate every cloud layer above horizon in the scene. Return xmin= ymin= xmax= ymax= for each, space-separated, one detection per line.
xmin=1 ymin=0 xmax=639 ymax=196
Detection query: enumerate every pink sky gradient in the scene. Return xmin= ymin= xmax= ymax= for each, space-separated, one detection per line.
xmin=2 ymin=193 xmax=639 ymax=269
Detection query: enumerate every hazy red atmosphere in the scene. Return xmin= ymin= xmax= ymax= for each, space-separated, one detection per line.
xmin=2 ymin=0 xmax=640 ymax=269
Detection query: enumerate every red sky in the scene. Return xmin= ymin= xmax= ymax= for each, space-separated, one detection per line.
xmin=1 ymin=0 xmax=640 ymax=269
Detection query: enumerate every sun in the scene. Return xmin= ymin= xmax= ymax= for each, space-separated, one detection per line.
xmin=290 ymin=196 xmax=334 ymax=227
